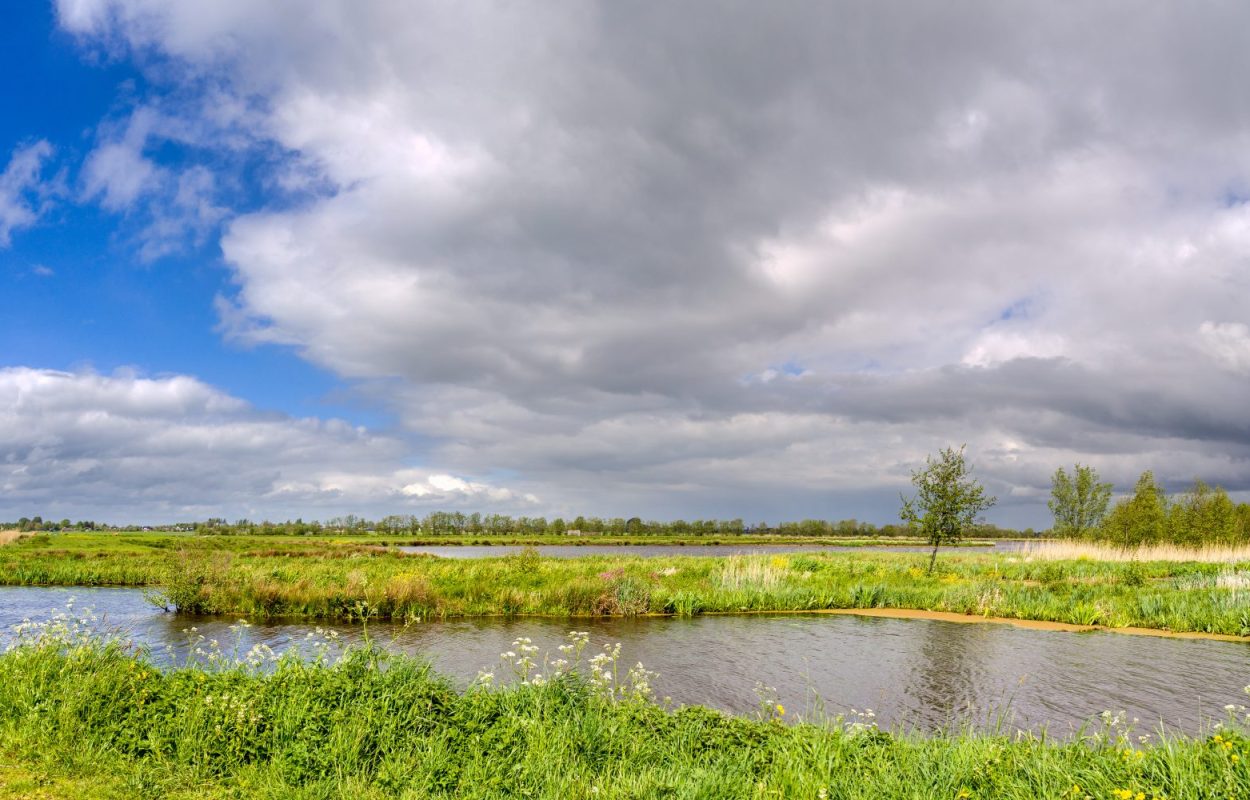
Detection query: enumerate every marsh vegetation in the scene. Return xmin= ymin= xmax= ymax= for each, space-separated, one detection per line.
xmin=1 ymin=610 xmax=1247 ymax=799
xmin=4 ymin=533 xmax=1250 ymax=635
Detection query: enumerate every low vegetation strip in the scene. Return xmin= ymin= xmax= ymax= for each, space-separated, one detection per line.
xmin=5 ymin=533 xmax=1250 ymax=636
xmin=1023 ymin=541 xmax=1250 ymax=563
xmin=1 ymin=624 xmax=1247 ymax=799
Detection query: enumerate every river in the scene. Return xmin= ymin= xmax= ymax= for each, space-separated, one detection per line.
xmin=2 ymin=585 xmax=1245 ymax=736
xmin=392 ymin=541 xmax=1029 ymax=558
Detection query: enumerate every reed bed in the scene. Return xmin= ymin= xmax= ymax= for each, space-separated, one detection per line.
xmin=8 ymin=533 xmax=1250 ymax=636
xmin=0 ymin=529 xmax=25 ymax=546
xmin=717 ymin=554 xmax=787 ymax=589
xmin=1022 ymin=540 xmax=1250 ymax=563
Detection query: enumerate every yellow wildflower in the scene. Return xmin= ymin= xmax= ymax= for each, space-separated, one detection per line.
xmin=775 ymin=704 xmax=785 ymax=716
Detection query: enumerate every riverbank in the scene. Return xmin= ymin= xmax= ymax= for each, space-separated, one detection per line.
xmin=3 ymin=533 xmax=1250 ymax=636
xmin=0 ymin=631 xmax=1245 ymax=799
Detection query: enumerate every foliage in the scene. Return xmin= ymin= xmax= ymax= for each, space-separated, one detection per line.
xmin=900 ymin=446 xmax=997 ymax=572
xmin=1 ymin=627 xmax=1248 ymax=799
xmin=1093 ymin=474 xmax=1248 ymax=547
xmin=1049 ymin=464 xmax=1112 ymax=538
xmin=13 ymin=532 xmax=1250 ymax=635
xmin=1167 ymin=480 xmax=1240 ymax=545
xmin=1102 ymin=472 xmax=1168 ymax=547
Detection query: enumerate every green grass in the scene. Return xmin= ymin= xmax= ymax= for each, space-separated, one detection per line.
xmin=1 ymin=628 xmax=1246 ymax=799
xmin=4 ymin=533 xmax=1250 ymax=636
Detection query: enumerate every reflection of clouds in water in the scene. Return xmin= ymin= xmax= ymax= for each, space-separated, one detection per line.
xmin=2 ymin=586 xmax=1246 ymax=736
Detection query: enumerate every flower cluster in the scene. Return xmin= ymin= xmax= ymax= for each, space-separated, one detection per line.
xmin=836 ymin=707 xmax=878 ymax=737
xmin=8 ymin=597 xmax=105 ymax=652
xmin=175 ymin=621 xmax=346 ymax=671
xmin=753 ymin=682 xmax=786 ymax=721
xmin=484 ymin=631 xmax=656 ymax=701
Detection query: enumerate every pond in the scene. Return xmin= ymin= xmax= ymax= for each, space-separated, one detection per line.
xmin=2 ymin=585 xmax=1244 ymax=736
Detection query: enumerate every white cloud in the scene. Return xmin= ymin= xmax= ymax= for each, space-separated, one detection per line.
xmin=1199 ymin=322 xmax=1250 ymax=375
xmin=0 ymin=368 xmax=536 ymax=522
xmin=81 ymin=141 xmax=159 ymax=212
xmin=0 ymin=141 xmax=57 ymax=247
xmin=77 ymin=106 xmax=234 ymax=259
xmin=42 ymin=2 xmax=1250 ymax=522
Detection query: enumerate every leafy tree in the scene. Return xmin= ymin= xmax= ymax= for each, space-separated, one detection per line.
xmin=900 ymin=445 xmax=996 ymax=573
xmin=1100 ymin=470 xmax=1167 ymax=547
xmin=1167 ymin=480 xmax=1238 ymax=545
xmin=1048 ymin=464 xmax=1112 ymax=538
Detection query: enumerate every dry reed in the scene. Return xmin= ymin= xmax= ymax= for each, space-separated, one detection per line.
xmin=0 ymin=530 xmax=26 ymax=546
xmin=717 ymin=555 xmax=786 ymax=589
xmin=1022 ymin=540 xmax=1250 ymax=563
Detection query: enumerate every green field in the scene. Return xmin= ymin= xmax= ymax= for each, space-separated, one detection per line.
xmin=3 ymin=532 xmax=1250 ymax=636
xmin=1 ymin=622 xmax=1246 ymax=800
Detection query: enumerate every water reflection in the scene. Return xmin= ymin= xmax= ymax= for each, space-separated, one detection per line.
xmin=1 ymin=585 xmax=1245 ymax=736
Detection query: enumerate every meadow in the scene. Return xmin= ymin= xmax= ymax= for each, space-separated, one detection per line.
xmin=0 ymin=614 xmax=1246 ymax=800
xmin=4 ymin=533 xmax=1250 ymax=636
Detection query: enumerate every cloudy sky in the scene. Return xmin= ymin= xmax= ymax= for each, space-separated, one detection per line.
xmin=2 ymin=2 xmax=1248 ymax=526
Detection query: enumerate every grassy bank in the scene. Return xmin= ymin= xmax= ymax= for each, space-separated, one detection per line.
xmin=4 ymin=533 xmax=1250 ymax=636
xmin=1 ymin=624 xmax=1246 ymax=799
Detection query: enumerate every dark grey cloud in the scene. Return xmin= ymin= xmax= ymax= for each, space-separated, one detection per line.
xmin=41 ymin=1 xmax=1250 ymax=522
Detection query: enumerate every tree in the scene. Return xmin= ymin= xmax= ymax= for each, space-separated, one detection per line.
xmin=1166 ymin=480 xmax=1237 ymax=545
xmin=1100 ymin=470 xmax=1167 ymax=548
xmin=1048 ymin=464 xmax=1112 ymax=539
xmin=900 ymin=445 xmax=996 ymax=573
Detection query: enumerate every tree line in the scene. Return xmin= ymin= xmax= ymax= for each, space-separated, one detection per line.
xmin=2 ymin=516 xmax=108 ymax=532
xmin=1049 ymin=465 xmax=1250 ymax=546
xmin=190 ymin=513 xmax=1025 ymax=538
xmin=3 ymin=511 xmax=1029 ymax=538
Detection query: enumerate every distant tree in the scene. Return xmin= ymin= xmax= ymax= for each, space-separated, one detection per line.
xmin=1100 ymin=471 xmax=1167 ymax=547
xmin=1166 ymin=480 xmax=1238 ymax=545
xmin=900 ymin=445 xmax=996 ymax=573
xmin=1048 ymin=464 xmax=1113 ymax=539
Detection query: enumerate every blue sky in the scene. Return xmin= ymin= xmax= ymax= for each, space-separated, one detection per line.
xmin=0 ymin=4 xmax=377 ymax=427
xmin=3 ymin=2 xmax=1249 ymax=525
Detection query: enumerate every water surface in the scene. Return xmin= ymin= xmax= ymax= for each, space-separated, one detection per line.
xmin=2 ymin=585 xmax=1243 ymax=736
xmin=394 ymin=541 xmax=1027 ymax=558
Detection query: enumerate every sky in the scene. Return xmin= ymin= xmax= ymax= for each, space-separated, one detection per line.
xmin=2 ymin=1 xmax=1248 ymax=527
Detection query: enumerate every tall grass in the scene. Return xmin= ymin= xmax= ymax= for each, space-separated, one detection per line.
xmin=0 ymin=529 xmax=25 ymax=546
xmin=1023 ymin=541 xmax=1250 ymax=563
xmin=7 ymin=533 xmax=1250 ymax=636
xmin=1 ymin=620 xmax=1247 ymax=799
xmin=717 ymin=554 xmax=788 ymax=589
